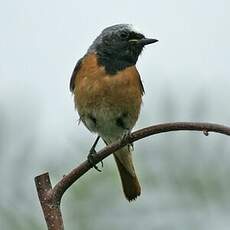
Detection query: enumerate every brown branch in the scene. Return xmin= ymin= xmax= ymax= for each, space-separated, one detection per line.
xmin=35 ymin=173 xmax=64 ymax=230
xmin=35 ymin=122 xmax=230 ymax=230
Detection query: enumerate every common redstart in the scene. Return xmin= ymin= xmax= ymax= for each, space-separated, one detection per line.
xmin=70 ymin=24 xmax=158 ymax=201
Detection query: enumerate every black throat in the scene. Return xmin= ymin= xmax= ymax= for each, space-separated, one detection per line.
xmin=97 ymin=54 xmax=136 ymax=75
xmin=95 ymin=44 xmax=141 ymax=75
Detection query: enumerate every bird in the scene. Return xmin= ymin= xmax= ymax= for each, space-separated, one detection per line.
xmin=70 ymin=24 xmax=158 ymax=201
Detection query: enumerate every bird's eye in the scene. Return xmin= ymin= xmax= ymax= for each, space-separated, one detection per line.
xmin=119 ymin=31 xmax=129 ymax=40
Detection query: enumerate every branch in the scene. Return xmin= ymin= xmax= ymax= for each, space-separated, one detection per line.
xmin=35 ymin=122 xmax=230 ymax=230
xmin=35 ymin=173 xmax=64 ymax=230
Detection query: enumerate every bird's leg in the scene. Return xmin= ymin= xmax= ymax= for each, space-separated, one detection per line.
xmin=87 ymin=136 xmax=103 ymax=172
xmin=121 ymin=129 xmax=134 ymax=151
xmin=89 ymin=136 xmax=100 ymax=154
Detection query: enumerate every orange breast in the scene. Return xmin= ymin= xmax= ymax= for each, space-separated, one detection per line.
xmin=73 ymin=53 xmax=143 ymax=135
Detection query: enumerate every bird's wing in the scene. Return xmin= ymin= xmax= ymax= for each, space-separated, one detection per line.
xmin=135 ymin=67 xmax=145 ymax=95
xmin=138 ymin=74 xmax=145 ymax=95
xmin=69 ymin=57 xmax=83 ymax=92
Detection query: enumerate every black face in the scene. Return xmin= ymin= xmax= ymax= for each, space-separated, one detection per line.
xmin=88 ymin=25 xmax=158 ymax=75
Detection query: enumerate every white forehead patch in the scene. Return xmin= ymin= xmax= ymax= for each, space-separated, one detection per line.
xmin=127 ymin=24 xmax=142 ymax=34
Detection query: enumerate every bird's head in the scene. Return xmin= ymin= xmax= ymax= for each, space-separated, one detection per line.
xmin=88 ymin=24 xmax=158 ymax=74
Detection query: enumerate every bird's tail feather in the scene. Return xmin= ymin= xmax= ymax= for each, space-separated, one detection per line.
xmin=114 ymin=147 xmax=141 ymax=201
xmin=103 ymin=136 xmax=141 ymax=201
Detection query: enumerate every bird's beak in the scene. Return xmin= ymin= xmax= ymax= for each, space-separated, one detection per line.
xmin=137 ymin=38 xmax=158 ymax=46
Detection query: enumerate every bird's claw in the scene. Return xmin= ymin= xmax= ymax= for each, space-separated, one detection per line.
xmin=120 ymin=130 xmax=134 ymax=151
xmin=128 ymin=142 xmax=134 ymax=151
xmin=121 ymin=130 xmax=130 ymax=143
xmin=87 ymin=148 xmax=103 ymax=172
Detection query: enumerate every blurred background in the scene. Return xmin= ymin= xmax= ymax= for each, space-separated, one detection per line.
xmin=0 ymin=0 xmax=230 ymax=229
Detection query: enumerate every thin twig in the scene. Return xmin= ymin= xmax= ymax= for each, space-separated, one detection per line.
xmin=35 ymin=122 xmax=230 ymax=230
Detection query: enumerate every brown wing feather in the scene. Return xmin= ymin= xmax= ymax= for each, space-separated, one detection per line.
xmin=70 ymin=57 xmax=83 ymax=92
xmin=136 ymin=69 xmax=145 ymax=95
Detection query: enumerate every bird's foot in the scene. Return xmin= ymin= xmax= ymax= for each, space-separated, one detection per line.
xmin=121 ymin=129 xmax=130 ymax=142
xmin=128 ymin=142 xmax=134 ymax=151
xmin=120 ymin=130 xmax=134 ymax=151
xmin=87 ymin=147 xmax=103 ymax=172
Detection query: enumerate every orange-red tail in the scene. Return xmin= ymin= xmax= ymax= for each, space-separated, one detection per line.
xmin=114 ymin=147 xmax=141 ymax=201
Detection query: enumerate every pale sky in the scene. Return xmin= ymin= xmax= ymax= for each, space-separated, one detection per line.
xmin=1 ymin=0 xmax=229 ymax=126
xmin=0 ymin=0 xmax=230 ymax=172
